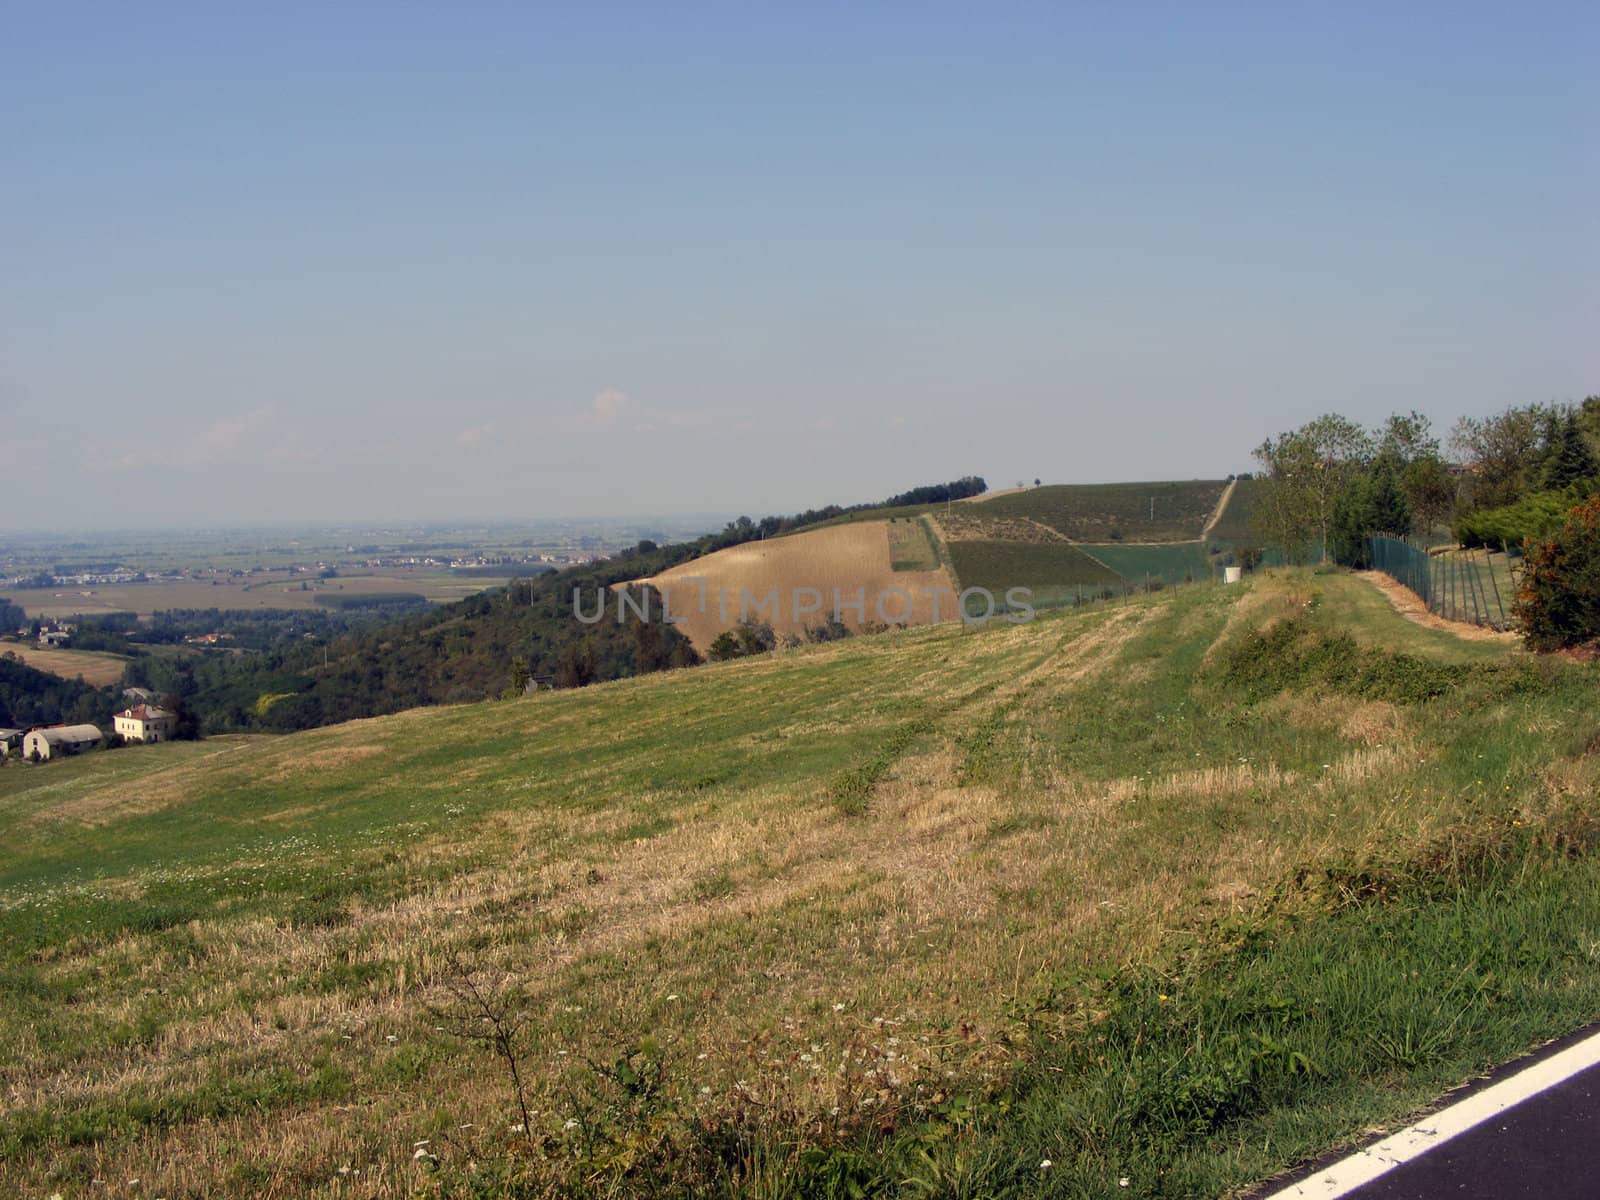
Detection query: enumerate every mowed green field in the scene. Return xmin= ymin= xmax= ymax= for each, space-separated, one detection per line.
xmin=977 ymin=479 xmax=1230 ymax=542
xmin=3 ymin=572 xmax=1599 ymax=1198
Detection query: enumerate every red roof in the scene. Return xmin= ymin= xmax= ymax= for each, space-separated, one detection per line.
xmin=121 ymin=704 xmax=172 ymax=721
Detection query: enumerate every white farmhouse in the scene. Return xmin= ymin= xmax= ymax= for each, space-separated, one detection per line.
xmin=114 ymin=704 xmax=177 ymax=744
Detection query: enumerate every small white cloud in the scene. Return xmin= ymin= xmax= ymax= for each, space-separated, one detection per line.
xmin=585 ymin=387 xmax=632 ymax=426
xmin=84 ymin=406 xmax=279 ymax=470
xmin=578 ymin=387 xmax=709 ymax=434
xmin=455 ymin=423 xmax=495 ymax=450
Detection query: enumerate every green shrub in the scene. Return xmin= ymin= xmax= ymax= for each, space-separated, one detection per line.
xmin=1454 ymin=489 xmax=1581 ymax=549
xmin=1515 ymin=494 xmax=1600 ymax=651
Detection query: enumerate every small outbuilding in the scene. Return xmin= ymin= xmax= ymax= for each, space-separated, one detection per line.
xmin=0 ymin=728 xmax=23 ymax=758
xmin=22 ymin=724 xmax=103 ymax=761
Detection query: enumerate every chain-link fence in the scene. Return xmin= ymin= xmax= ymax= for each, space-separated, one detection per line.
xmin=1367 ymin=535 xmax=1514 ymax=631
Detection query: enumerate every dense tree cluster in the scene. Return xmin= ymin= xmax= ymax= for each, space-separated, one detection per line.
xmin=1252 ymin=400 xmax=1599 ymax=567
xmin=0 ymin=654 xmax=112 ymax=729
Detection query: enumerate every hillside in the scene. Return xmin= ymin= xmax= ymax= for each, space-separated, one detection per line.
xmin=0 ymin=651 xmax=113 ymax=728
xmin=638 ymin=520 xmax=957 ymax=651
xmin=4 ymin=571 xmax=1599 ymax=1197
xmin=795 ymin=479 xmax=1231 ymax=543
xmin=619 ymin=480 xmax=1260 ymax=643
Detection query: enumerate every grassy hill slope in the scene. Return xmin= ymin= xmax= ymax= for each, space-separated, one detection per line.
xmin=3 ymin=573 xmax=1598 ymax=1197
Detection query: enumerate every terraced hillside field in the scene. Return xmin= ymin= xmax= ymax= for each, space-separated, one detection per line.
xmin=978 ymin=479 xmax=1230 ymax=542
xmin=5 ymin=572 xmax=1599 ymax=1198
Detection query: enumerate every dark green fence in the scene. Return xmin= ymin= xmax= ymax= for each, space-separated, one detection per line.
xmin=1367 ymin=536 xmax=1512 ymax=631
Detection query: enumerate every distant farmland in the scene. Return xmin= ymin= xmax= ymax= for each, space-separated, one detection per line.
xmin=978 ymin=480 xmax=1230 ymax=542
xmin=12 ymin=568 xmax=497 ymax=621
xmin=2 ymin=644 xmax=130 ymax=687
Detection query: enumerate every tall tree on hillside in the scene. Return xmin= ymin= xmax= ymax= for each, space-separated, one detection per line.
xmin=1251 ymin=433 xmax=1317 ymax=562
xmin=1372 ymin=409 xmax=1454 ymax=535
xmin=1576 ymin=396 xmax=1600 ymax=460
xmin=1329 ymin=455 xmax=1411 ymax=568
xmin=1369 ymin=454 xmax=1412 ymax=537
xmin=1254 ymin=413 xmax=1372 ymax=562
xmin=1540 ymin=410 xmax=1600 ymax=492
xmin=1378 ymin=411 xmax=1441 ymax=464
xmin=1401 ymin=454 xmax=1458 ymax=536
xmin=1449 ymin=404 xmax=1552 ymax=510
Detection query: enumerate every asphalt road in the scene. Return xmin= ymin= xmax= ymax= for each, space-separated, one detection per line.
xmin=1343 ymin=1059 xmax=1600 ymax=1199
xmin=1255 ymin=1023 xmax=1600 ymax=1200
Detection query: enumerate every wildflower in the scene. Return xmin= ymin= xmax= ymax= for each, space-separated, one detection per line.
xmin=563 ymin=1119 xmax=579 ymax=1130
xmin=1040 ymin=1159 xmax=1052 ymax=1170
xmin=1119 ymin=1180 xmax=1131 ymax=1188
xmin=510 ymin=1123 xmax=525 ymax=1133
xmin=667 ymin=994 xmax=679 ymax=1001
xmin=385 ymin=1034 xmax=398 ymax=1043
xmin=832 ymin=1002 xmax=846 ymax=1011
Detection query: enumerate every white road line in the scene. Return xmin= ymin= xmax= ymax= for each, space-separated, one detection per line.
xmin=1259 ymin=1027 xmax=1600 ymax=1199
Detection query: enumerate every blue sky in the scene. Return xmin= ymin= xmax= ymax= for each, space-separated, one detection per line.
xmin=3 ymin=2 xmax=1595 ymax=527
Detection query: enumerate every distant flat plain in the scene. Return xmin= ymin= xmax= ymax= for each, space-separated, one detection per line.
xmin=12 ymin=567 xmax=502 ymax=620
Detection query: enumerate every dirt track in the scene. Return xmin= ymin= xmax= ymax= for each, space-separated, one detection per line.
xmin=1357 ymin=570 xmax=1520 ymax=644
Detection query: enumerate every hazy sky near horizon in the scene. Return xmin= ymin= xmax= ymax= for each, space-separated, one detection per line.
xmin=3 ymin=2 xmax=1596 ymax=529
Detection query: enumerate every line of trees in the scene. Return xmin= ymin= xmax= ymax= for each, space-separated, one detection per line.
xmin=1252 ymin=399 xmax=1600 ymax=567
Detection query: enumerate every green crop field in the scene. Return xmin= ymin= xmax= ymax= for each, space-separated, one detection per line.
xmin=3 ymin=572 xmax=1598 ymax=1198
xmin=885 ymin=516 xmax=943 ymax=571
xmin=944 ymin=539 xmax=1122 ymax=612
xmin=1076 ymin=540 xmax=1222 ymax=585
xmin=976 ymin=479 xmax=1230 ymax=542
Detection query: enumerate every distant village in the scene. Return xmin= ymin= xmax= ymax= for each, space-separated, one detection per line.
xmin=0 ymin=552 xmax=594 ymax=593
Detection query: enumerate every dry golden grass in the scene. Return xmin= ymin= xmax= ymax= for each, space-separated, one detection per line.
xmin=3 ymin=643 xmax=130 ymax=686
xmin=639 ymin=520 xmax=958 ymax=651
